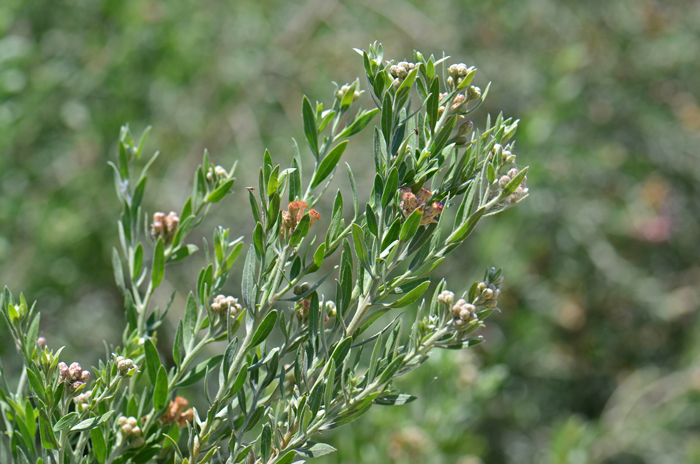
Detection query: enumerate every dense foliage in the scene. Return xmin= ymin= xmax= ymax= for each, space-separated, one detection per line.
xmin=1 ymin=0 xmax=698 ymax=463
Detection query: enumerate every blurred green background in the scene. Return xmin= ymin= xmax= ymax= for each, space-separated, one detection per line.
xmin=1 ymin=0 xmax=699 ymax=462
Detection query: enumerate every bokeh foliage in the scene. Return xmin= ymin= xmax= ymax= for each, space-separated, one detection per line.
xmin=1 ymin=0 xmax=698 ymax=462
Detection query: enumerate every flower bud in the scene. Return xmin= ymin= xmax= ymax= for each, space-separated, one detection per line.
xmin=457 ymin=121 xmax=473 ymax=137
xmin=325 ymin=301 xmax=337 ymax=317
xmin=467 ymin=85 xmax=482 ymax=101
xmin=37 ymin=337 xmax=47 ymax=350
xmin=131 ymin=436 xmax=145 ymax=448
xmin=438 ymin=290 xmax=455 ymax=306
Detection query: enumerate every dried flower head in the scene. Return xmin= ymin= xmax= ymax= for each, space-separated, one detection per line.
xmin=161 ymin=396 xmax=194 ymax=427
xmin=281 ymin=201 xmax=320 ymax=240
xmin=399 ymin=187 xmax=443 ymax=225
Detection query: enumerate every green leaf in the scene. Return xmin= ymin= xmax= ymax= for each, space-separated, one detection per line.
xmin=25 ymin=368 xmax=45 ymax=402
xmin=225 ymin=241 xmax=244 ymax=271
xmin=91 ymin=427 xmax=107 ymax=464
xmin=311 ymin=243 xmax=326 ymax=271
xmin=26 ymin=313 xmax=40 ymax=358
xmin=118 ymin=142 xmax=129 ymax=181
xmin=39 ymin=413 xmax=58 ymax=449
xmin=133 ymin=243 xmax=143 ymax=278
xmin=253 ymin=222 xmax=265 ymax=259
xmin=173 ymin=320 xmax=184 ymax=366
xmin=345 ymin=163 xmax=359 ymax=219
xmin=324 ymin=358 xmax=336 ymax=411
xmin=365 ymin=204 xmax=378 ymax=237
xmin=223 ymin=337 xmax=238 ymax=382
xmin=381 ymin=92 xmax=393 ymax=145
xmin=206 ymin=178 xmax=234 ymax=203
xmin=24 ymin=401 xmax=35 ymax=440
xmin=302 ymin=96 xmax=319 ymax=159
xmin=289 ymin=214 xmax=310 ymax=247
xmin=152 ymin=237 xmax=165 ymax=288
xmin=53 ymin=412 xmax=79 ymax=431
xmin=400 ymin=209 xmax=423 ymax=242
xmin=132 ymin=175 xmax=147 ymax=209
xmin=310 ymin=141 xmax=348 ymax=190
xmin=296 ymin=443 xmax=337 ymax=459
xmin=337 ymin=108 xmax=380 ymax=138
xmin=154 ymin=365 xmax=168 ymax=410
xmin=373 ymin=127 xmax=386 ymax=174
xmin=397 ymin=67 xmax=419 ymax=96
xmin=244 ymin=405 xmax=265 ymax=432
xmin=242 ymin=245 xmax=257 ymax=311
xmin=227 ymin=361 xmax=248 ymax=396
xmin=382 ymin=167 xmax=398 ymax=207
xmin=176 ymin=355 xmax=223 ymax=388
xmin=144 ymin=338 xmax=161 ymax=386
xmin=249 ymin=190 xmax=261 ymax=224
xmin=289 ymin=156 xmax=302 ymax=203
xmin=169 ymin=244 xmax=198 ymax=263
xmin=325 ymin=191 xmax=344 ymax=246
xmin=331 ymin=337 xmax=352 ymax=365
xmin=70 ymin=411 xmax=114 ymax=432
xmin=351 ymin=224 xmax=368 ymax=267
xmin=112 ymin=248 xmax=126 ymax=295
xmin=390 ymin=280 xmax=430 ymax=308
xmin=15 ymin=415 xmax=36 ymax=455
xmin=378 ymin=353 xmax=406 ymax=384
xmin=446 ymin=206 xmax=486 ymax=243
xmin=250 ymin=310 xmax=278 ymax=347
xmin=501 ymin=166 xmax=529 ymax=197
xmin=267 ymin=165 xmax=279 ymax=199
xmin=374 ymin=393 xmax=418 ymax=406
xmin=261 ymin=424 xmax=272 ymax=463
xmin=184 ymin=292 xmax=197 ymax=348
xmin=276 ymin=451 xmax=296 ymax=464
xmin=440 ymin=337 xmax=484 ymax=350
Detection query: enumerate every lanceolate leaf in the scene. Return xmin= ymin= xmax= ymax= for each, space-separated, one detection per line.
xmin=250 ymin=310 xmax=278 ymax=347
xmin=154 ymin=365 xmax=168 ymax=410
xmin=242 ymin=245 xmax=257 ymax=311
xmin=152 ymin=237 xmax=165 ymax=288
xmin=310 ymin=141 xmax=348 ymax=190
xmin=302 ymin=96 xmax=319 ymax=159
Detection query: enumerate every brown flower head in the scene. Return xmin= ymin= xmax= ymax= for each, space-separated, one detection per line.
xmin=161 ymin=396 xmax=194 ymax=427
xmin=308 ymin=208 xmax=321 ymax=226
xmin=281 ymin=201 xmax=321 ymax=241
xmin=399 ymin=187 xmax=444 ymax=225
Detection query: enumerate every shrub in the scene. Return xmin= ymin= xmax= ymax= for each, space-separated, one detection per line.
xmin=0 ymin=42 xmax=528 ymax=464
